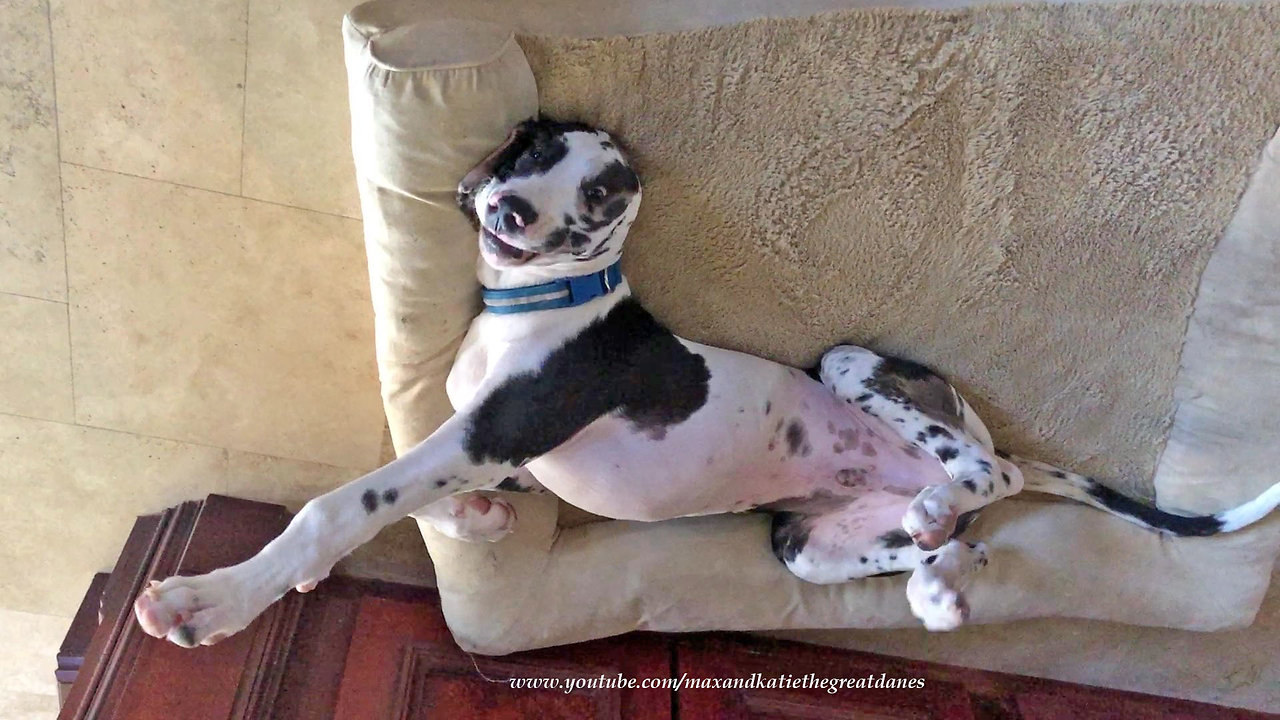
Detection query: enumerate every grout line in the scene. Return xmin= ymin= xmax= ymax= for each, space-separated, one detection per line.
xmin=239 ymin=0 xmax=251 ymax=196
xmin=0 ymin=408 xmax=376 ymax=475
xmin=44 ymin=0 xmax=76 ymax=421
xmin=0 ymin=289 xmax=68 ymax=306
xmin=59 ymin=160 xmax=360 ymax=221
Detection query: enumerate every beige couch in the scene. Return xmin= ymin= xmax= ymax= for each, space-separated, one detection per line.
xmin=342 ymin=2 xmax=1280 ymax=655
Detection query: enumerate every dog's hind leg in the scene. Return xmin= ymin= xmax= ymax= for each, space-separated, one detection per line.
xmin=769 ymin=492 xmax=989 ymax=630
xmin=817 ymin=345 xmax=1023 ymax=550
xmin=771 ymin=500 xmax=927 ymax=584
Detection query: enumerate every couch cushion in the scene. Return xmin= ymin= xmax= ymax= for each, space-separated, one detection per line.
xmin=343 ymin=12 xmax=537 ymax=453
xmin=1154 ymin=132 xmax=1280 ymax=516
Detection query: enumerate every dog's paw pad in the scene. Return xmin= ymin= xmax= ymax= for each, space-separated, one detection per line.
xmin=915 ymin=590 xmax=969 ymax=632
xmin=434 ymin=495 xmax=517 ymax=542
xmin=133 ymin=571 xmax=260 ymax=648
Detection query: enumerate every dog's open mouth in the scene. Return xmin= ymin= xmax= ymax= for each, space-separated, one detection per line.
xmin=481 ymin=228 xmax=536 ymax=265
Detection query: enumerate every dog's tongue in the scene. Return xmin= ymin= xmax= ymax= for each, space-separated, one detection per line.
xmin=484 ymin=230 xmax=534 ymax=262
xmin=496 ymin=240 xmax=530 ymax=260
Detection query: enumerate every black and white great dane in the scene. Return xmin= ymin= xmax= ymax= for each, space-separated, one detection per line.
xmin=136 ymin=118 xmax=1280 ymax=645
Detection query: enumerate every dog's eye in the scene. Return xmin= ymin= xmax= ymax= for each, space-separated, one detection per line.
xmin=585 ymin=186 xmax=607 ymax=201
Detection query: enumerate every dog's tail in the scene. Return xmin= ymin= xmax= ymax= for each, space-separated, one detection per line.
xmin=998 ymin=450 xmax=1280 ymax=536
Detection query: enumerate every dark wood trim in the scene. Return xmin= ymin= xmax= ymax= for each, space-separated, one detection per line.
xmin=56 ymin=573 xmax=108 ymax=684
xmin=58 ymin=496 xmax=296 ymax=720
xmin=58 ymin=504 xmax=177 ymax=719
xmin=56 ymin=572 xmax=109 ymax=705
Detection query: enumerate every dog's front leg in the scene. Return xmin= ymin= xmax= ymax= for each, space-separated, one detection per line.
xmin=134 ymin=409 xmax=515 ymax=648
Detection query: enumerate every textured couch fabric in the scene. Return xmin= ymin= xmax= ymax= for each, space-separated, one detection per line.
xmin=344 ymin=2 xmax=1280 ymax=654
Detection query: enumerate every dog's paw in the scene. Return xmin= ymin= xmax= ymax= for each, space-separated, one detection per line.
xmin=902 ymin=486 xmax=957 ymax=551
xmin=428 ymin=494 xmax=517 ymax=543
xmin=906 ymin=541 xmax=988 ymax=632
xmin=912 ymin=588 xmax=970 ymax=631
xmin=134 ymin=568 xmax=280 ymax=648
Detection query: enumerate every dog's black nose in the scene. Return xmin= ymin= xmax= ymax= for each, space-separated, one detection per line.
xmin=490 ymin=195 xmax=538 ymax=234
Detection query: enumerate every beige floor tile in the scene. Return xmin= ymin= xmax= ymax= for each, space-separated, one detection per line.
xmin=0 ymin=0 xmax=65 ymax=302
xmin=63 ymin=164 xmax=384 ymax=469
xmin=49 ymin=0 xmax=246 ymax=193
xmin=0 ymin=294 xmax=72 ymax=422
xmin=243 ymin=0 xmax=360 ymax=218
xmin=225 ymin=450 xmax=357 ymax=512
xmin=0 ymin=608 xmax=69 ymax=720
xmin=0 ymin=414 xmax=226 ymax=617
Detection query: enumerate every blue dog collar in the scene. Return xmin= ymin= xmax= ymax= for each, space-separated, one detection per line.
xmin=481 ymin=260 xmax=624 ymax=315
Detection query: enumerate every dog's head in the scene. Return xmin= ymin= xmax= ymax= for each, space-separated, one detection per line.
xmin=457 ymin=118 xmax=641 ymax=271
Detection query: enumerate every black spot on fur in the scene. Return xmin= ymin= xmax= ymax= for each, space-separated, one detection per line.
xmin=563 ymin=214 xmax=576 ymax=226
xmin=859 ymin=556 xmax=868 ymax=563
xmin=784 ymin=420 xmax=807 ymax=456
xmin=433 ymin=479 xmax=449 ymax=489
xmin=175 ymin=625 xmax=197 ymax=648
xmin=382 ymin=488 xmax=399 ymax=505
xmin=464 ymin=299 xmax=710 ymax=466
xmin=496 ymin=476 xmax=525 ymax=492
xmin=865 ymin=355 xmax=963 ymax=427
xmin=868 ymin=570 xmax=907 ymax=578
xmin=835 ymin=468 xmax=867 ymax=487
xmin=916 ymin=431 xmax=928 ymax=443
xmin=582 ymin=161 xmax=639 ymax=203
xmin=855 ymin=393 xmax=873 ymax=403
xmin=542 ymin=227 xmax=570 ymax=251
xmin=1002 ymin=472 xmax=1012 ymax=486
xmin=765 ymin=401 xmax=772 ymax=415
xmin=770 ymin=512 xmax=811 ymax=564
xmin=361 ymin=489 xmax=378 ymax=514
xmin=937 ymin=446 xmax=959 ymax=463
xmin=926 ymin=425 xmax=954 ymax=440
xmin=924 ymin=554 xmax=937 ymax=565
xmin=501 ymin=121 xmax=583 ymax=178
xmin=961 ymin=479 xmax=978 ymax=493
xmin=1052 ymin=470 xmax=1068 ymax=479
xmin=878 ymin=529 xmax=914 ymax=549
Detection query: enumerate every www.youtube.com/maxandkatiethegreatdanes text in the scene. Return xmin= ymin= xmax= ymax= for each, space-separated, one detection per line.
xmin=507 ymin=672 xmax=926 ymax=695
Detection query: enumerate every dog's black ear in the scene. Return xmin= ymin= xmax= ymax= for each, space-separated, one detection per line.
xmin=455 ymin=118 xmax=538 ymax=228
